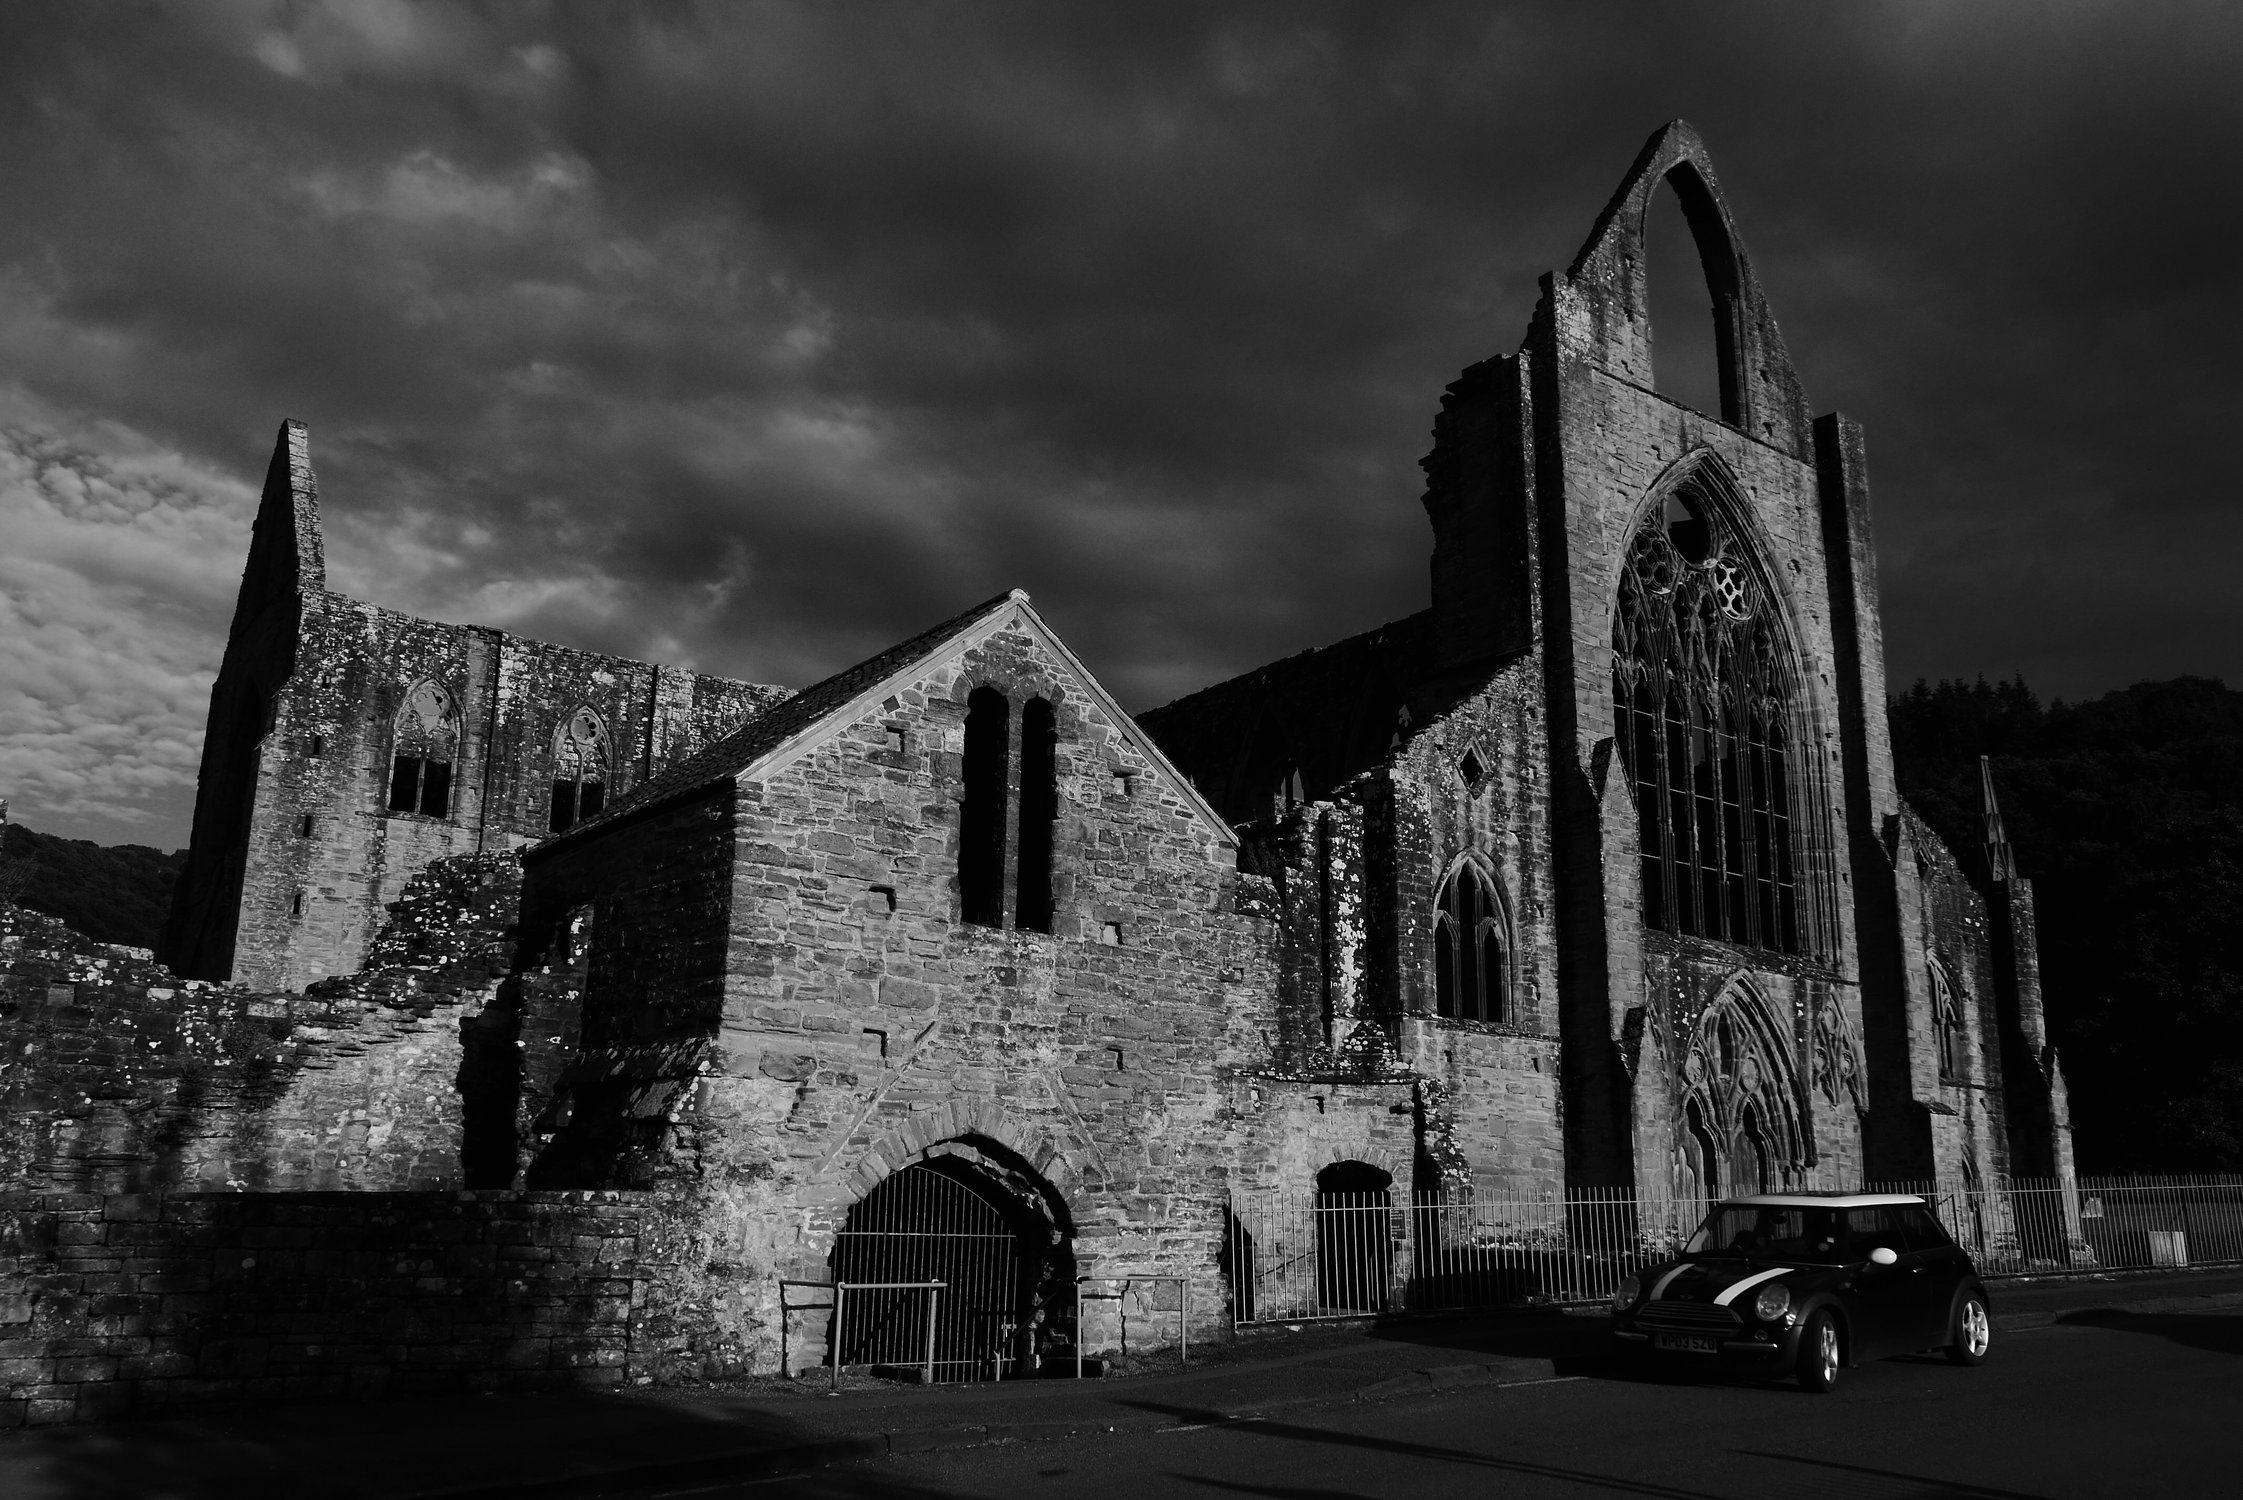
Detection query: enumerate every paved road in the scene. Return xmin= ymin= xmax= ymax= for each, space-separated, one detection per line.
xmin=640 ymin=1308 xmax=2242 ymax=1500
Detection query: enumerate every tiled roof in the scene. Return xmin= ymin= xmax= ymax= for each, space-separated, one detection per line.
xmin=538 ymin=591 xmax=1019 ymax=849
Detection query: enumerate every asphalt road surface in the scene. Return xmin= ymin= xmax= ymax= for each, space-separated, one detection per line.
xmin=631 ymin=1308 xmax=2242 ymax=1500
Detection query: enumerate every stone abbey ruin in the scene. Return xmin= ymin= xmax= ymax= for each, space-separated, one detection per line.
xmin=0 ymin=123 xmax=2078 ymax=1425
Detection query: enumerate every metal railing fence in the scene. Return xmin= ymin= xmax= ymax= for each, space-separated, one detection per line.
xmin=1226 ymin=1174 xmax=2243 ymax=1323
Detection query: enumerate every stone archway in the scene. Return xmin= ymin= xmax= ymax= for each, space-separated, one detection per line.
xmin=1314 ymin=1160 xmax=1395 ymax=1314
xmin=829 ymin=1134 xmax=1077 ymax=1380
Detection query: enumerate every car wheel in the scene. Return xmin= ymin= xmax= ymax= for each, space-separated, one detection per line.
xmin=1796 ymin=1312 xmax=1840 ymax=1393
xmin=1946 ymin=1292 xmax=1991 ymax=1366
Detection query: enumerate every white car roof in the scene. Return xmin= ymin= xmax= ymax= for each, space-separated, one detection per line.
xmin=1715 ymin=1193 xmax=1927 ymax=1209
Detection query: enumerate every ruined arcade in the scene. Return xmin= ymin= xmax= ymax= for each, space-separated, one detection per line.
xmin=0 ymin=123 xmax=2080 ymax=1421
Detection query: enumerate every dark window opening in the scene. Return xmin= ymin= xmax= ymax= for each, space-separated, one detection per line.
xmin=548 ymin=708 xmax=610 ymax=834
xmin=1458 ymin=749 xmax=1485 ymax=788
xmin=291 ymin=890 xmax=304 ymax=917
xmin=960 ymin=687 xmax=1010 ymax=927
xmin=306 ymin=733 xmax=323 ymax=758
xmin=388 ymin=755 xmax=453 ymax=817
xmin=1433 ymin=862 xmax=1506 ymax=1024
xmin=1015 ymin=697 xmax=1057 ymax=933
xmin=1612 ymin=482 xmax=1807 ymax=956
xmin=1645 ymin=172 xmax=1727 ymax=419
xmin=298 ymin=814 xmax=313 ymax=838
xmin=1664 ymin=490 xmax=1711 ymax=564
xmin=390 ymin=681 xmax=460 ymax=820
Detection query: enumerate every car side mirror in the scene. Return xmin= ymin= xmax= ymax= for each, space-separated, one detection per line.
xmin=1868 ymin=1246 xmax=1898 ymax=1267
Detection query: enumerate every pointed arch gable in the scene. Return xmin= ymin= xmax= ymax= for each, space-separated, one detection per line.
xmin=1559 ymin=119 xmax=1810 ymax=453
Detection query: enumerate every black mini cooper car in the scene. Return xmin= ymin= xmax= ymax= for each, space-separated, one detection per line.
xmin=1609 ymin=1192 xmax=1992 ymax=1392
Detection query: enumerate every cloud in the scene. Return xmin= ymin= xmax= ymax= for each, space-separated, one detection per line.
xmin=0 ymin=391 xmax=255 ymax=845
xmin=2 ymin=1 xmax=2242 ymax=843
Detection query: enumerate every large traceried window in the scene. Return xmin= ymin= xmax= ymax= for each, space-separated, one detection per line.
xmin=388 ymin=680 xmax=460 ymax=819
xmin=1613 ymin=476 xmax=1809 ymax=955
xmin=1434 ymin=861 xmax=1507 ymax=1024
xmin=549 ymin=708 xmax=610 ymax=834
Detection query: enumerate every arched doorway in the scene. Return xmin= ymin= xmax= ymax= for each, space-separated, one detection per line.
xmin=1314 ymin=1161 xmax=1394 ymax=1314
xmin=830 ymin=1141 xmax=1074 ymax=1380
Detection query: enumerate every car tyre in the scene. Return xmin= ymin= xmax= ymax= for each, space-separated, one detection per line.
xmin=1796 ymin=1311 xmax=1840 ymax=1394
xmin=1946 ymin=1292 xmax=1991 ymax=1366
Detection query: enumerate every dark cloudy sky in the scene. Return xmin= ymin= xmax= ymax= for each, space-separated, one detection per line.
xmin=3 ymin=2 xmax=2241 ymax=848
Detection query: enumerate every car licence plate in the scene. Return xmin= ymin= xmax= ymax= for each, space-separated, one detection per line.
xmin=1654 ymin=1333 xmax=1718 ymax=1354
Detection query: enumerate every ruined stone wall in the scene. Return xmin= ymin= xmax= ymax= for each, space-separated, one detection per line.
xmin=509 ymin=786 xmax=739 ymax=1190
xmin=197 ymin=590 xmax=787 ymax=992
xmin=0 ymin=1190 xmax=656 ymax=1428
xmin=3 ymin=855 xmax=520 ymax=1195
xmin=1900 ymin=807 xmax=2019 ymax=1191
xmin=1385 ymin=652 xmax=1564 ymax=1195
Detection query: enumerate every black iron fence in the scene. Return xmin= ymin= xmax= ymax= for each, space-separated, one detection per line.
xmin=1226 ymin=1175 xmax=2243 ymax=1323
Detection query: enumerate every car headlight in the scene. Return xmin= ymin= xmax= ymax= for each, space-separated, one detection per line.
xmin=1752 ymin=1283 xmax=1792 ymax=1321
xmin=1610 ymin=1274 xmax=1642 ymax=1311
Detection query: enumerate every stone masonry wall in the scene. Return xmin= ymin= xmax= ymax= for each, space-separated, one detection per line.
xmin=212 ymin=589 xmax=787 ymax=992
xmin=0 ymin=1190 xmax=655 ymax=1428
xmin=1902 ymin=807 xmax=2017 ymax=1191
xmin=521 ymin=612 xmax=1278 ymax=1377
xmin=3 ymin=854 xmax=519 ymax=1195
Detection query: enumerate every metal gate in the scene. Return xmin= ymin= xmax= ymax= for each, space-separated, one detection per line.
xmin=831 ymin=1161 xmax=1031 ymax=1381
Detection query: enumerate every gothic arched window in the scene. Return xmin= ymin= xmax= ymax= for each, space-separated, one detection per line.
xmin=1679 ymin=981 xmax=1804 ymax=1198
xmin=1930 ymin=958 xmax=1965 ymax=1082
xmin=549 ymin=708 xmax=610 ymax=833
xmin=959 ymin=687 xmax=1010 ymax=928
xmin=388 ymin=680 xmax=460 ymax=819
xmin=1434 ymin=861 xmax=1506 ymax=1024
xmin=1613 ymin=476 xmax=1807 ymax=954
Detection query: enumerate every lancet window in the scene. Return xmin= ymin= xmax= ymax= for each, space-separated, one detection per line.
xmin=958 ymin=687 xmax=1062 ymax=931
xmin=549 ymin=708 xmax=610 ymax=834
xmin=1434 ymin=861 xmax=1507 ymax=1024
xmin=388 ymin=681 xmax=460 ymax=819
xmin=1930 ymin=959 xmax=1965 ymax=1082
xmin=1612 ymin=478 xmax=1806 ymax=954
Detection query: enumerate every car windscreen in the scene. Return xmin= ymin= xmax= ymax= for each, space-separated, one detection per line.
xmin=1684 ymin=1205 xmax=1847 ymax=1263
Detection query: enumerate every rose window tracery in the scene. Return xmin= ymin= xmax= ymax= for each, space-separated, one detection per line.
xmin=1613 ymin=476 xmax=1811 ymax=954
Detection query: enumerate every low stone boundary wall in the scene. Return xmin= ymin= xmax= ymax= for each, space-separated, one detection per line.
xmin=0 ymin=1189 xmax=661 ymax=1428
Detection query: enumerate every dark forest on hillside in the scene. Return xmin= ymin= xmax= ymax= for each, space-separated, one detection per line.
xmin=0 ymin=821 xmax=183 ymax=950
xmin=1890 ymin=675 xmax=2243 ymax=1174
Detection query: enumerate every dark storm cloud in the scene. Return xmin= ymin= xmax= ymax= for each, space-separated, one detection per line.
xmin=2 ymin=1 xmax=2240 ymax=844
